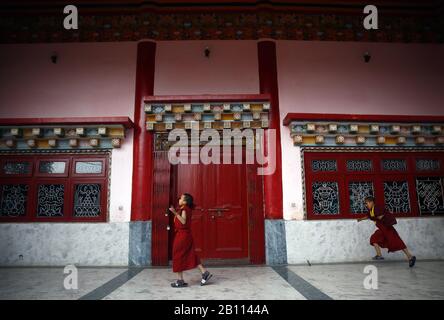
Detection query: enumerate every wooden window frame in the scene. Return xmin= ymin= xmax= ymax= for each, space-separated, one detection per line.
xmin=0 ymin=154 xmax=109 ymax=223
xmin=304 ymin=151 xmax=444 ymax=220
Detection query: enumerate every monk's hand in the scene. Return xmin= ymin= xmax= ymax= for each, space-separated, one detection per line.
xmin=169 ymin=207 xmax=177 ymax=215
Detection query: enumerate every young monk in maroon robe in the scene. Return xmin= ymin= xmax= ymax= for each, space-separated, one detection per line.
xmin=169 ymin=193 xmax=213 ymax=287
xmin=357 ymin=196 xmax=416 ymax=267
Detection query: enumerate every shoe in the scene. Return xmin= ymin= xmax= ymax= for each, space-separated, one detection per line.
xmin=171 ymin=280 xmax=188 ymax=288
xmin=372 ymin=255 xmax=384 ymax=260
xmin=201 ymin=271 xmax=213 ymax=286
xmin=409 ymin=256 xmax=416 ymax=268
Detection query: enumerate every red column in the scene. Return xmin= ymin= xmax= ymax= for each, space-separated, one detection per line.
xmin=131 ymin=41 xmax=156 ymax=221
xmin=257 ymin=40 xmax=283 ymax=219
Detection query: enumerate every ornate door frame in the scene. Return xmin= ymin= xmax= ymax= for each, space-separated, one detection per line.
xmin=150 ymin=134 xmax=265 ymax=266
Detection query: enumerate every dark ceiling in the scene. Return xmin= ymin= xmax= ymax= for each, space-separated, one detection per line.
xmin=1 ymin=0 xmax=442 ymax=15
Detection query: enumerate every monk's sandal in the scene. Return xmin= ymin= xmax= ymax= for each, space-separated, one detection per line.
xmin=171 ymin=280 xmax=188 ymax=288
xmin=201 ymin=271 xmax=213 ymax=286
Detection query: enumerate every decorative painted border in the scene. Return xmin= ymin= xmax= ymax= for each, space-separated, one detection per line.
xmin=1 ymin=10 xmax=442 ymax=44
xmin=284 ymin=114 xmax=444 ymax=147
xmin=0 ymin=117 xmax=133 ymax=150
xmin=144 ymin=100 xmax=270 ymax=132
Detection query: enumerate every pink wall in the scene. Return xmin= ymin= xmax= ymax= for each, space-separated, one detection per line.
xmin=0 ymin=42 xmax=137 ymax=119
xmin=154 ymin=40 xmax=259 ymax=95
xmin=277 ymin=41 xmax=444 ymax=117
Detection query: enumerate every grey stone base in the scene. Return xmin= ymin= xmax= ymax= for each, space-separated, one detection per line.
xmin=265 ymin=219 xmax=287 ymax=265
xmin=128 ymin=221 xmax=152 ymax=266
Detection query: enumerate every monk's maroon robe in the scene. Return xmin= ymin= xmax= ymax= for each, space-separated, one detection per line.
xmin=172 ymin=205 xmax=201 ymax=272
xmin=367 ymin=207 xmax=406 ymax=253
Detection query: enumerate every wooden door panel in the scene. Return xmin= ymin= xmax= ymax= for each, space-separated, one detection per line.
xmin=151 ymin=151 xmax=171 ymax=266
xmin=210 ymin=163 xmax=247 ymax=258
xmin=212 ymin=213 xmax=245 ymax=257
xmin=174 ymin=159 xmax=248 ymax=260
xmin=191 ymin=210 xmax=205 ymax=255
xmin=215 ymin=164 xmax=243 ymax=207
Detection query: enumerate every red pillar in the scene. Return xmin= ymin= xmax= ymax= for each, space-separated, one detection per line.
xmin=131 ymin=41 xmax=156 ymax=221
xmin=257 ymin=40 xmax=283 ymax=219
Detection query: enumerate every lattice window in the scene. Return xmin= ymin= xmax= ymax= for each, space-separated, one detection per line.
xmin=75 ymin=162 xmax=103 ymax=174
xmin=39 ymin=161 xmax=66 ymax=174
xmin=382 ymin=159 xmax=407 ymax=171
xmin=312 ymin=182 xmax=339 ymax=215
xmin=311 ymin=160 xmax=337 ymax=172
xmin=383 ymin=181 xmax=411 ymax=213
xmin=0 ymin=154 xmax=108 ymax=222
xmin=74 ymin=184 xmax=102 ymax=217
xmin=0 ymin=184 xmax=29 ymax=217
xmin=346 ymin=160 xmax=372 ymax=172
xmin=37 ymin=184 xmax=65 ymax=217
xmin=416 ymin=177 xmax=444 ymax=215
xmin=304 ymin=151 xmax=444 ymax=219
xmin=416 ymin=159 xmax=441 ymax=171
xmin=348 ymin=182 xmax=374 ymax=214
xmin=2 ymin=162 xmax=31 ymax=175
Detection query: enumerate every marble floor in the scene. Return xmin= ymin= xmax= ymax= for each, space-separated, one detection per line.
xmin=0 ymin=261 xmax=443 ymax=300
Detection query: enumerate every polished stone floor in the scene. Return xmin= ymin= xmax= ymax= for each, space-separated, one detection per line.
xmin=1 ymin=261 xmax=443 ymax=300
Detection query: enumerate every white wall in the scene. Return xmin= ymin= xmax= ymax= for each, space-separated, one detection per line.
xmin=286 ymin=217 xmax=444 ymax=264
xmin=0 ymin=223 xmax=129 ymax=266
xmin=109 ymin=130 xmax=133 ymax=222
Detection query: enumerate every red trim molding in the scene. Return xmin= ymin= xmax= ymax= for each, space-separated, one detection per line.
xmin=283 ymin=113 xmax=444 ymax=126
xmin=0 ymin=117 xmax=134 ymax=129
xmin=131 ymin=41 xmax=156 ymax=221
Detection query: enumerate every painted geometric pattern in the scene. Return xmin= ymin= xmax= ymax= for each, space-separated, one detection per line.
xmin=1 ymin=11 xmax=443 ymax=44
xmin=37 ymin=184 xmax=64 ymax=217
xmin=312 ymin=181 xmax=339 ymax=215
xmin=145 ymin=101 xmax=270 ymax=132
xmin=416 ymin=159 xmax=441 ymax=171
xmin=416 ymin=178 xmax=444 ymax=215
xmin=382 ymin=159 xmax=407 ymax=171
xmin=0 ymin=184 xmax=28 ymax=217
xmin=311 ymin=160 xmax=337 ymax=172
xmin=383 ymin=181 xmax=411 ymax=213
xmin=0 ymin=125 xmax=126 ymax=150
xmin=347 ymin=160 xmax=372 ymax=172
xmin=349 ymin=182 xmax=374 ymax=214
xmin=289 ymin=121 xmax=444 ymax=147
xmin=74 ymin=184 xmax=101 ymax=217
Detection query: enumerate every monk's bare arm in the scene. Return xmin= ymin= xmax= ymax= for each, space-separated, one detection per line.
xmin=175 ymin=210 xmax=187 ymax=225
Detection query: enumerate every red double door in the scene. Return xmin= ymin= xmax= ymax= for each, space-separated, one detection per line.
xmin=170 ymin=161 xmax=249 ymax=260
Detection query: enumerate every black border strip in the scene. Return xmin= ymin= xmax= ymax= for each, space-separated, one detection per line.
xmin=78 ymin=267 xmax=144 ymax=300
xmin=272 ymin=266 xmax=333 ymax=300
